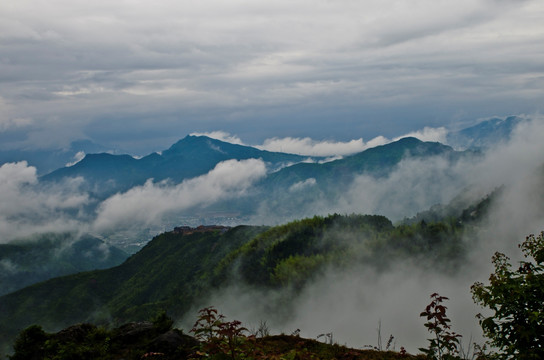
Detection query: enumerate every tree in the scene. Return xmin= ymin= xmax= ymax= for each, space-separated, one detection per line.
xmin=10 ymin=325 xmax=48 ymax=360
xmin=471 ymin=231 xmax=544 ymax=359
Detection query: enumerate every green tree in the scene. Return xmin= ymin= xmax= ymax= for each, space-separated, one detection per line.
xmin=9 ymin=325 xmax=48 ymax=360
xmin=471 ymin=231 xmax=544 ymax=359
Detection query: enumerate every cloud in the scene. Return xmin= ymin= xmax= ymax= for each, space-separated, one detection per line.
xmin=93 ymin=158 xmax=267 ymax=231
xmin=394 ymin=127 xmax=449 ymax=143
xmin=0 ymin=162 xmax=90 ymax=241
xmin=0 ymin=97 xmax=34 ymax=133
xmin=255 ymin=128 xmax=450 ymax=157
xmin=257 ymin=137 xmax=389 ymax=156
xmin=250 ymin=116 xmax=544 ymax=227
xmin=337 ymin=156 xmax=468 ymax=220
xmin=0 ymin=0 xmax=542 ymax=151
xmin=188 ymin=119 xmax=544 ymax=354
xmin=65 ymin=151 xmax=86 ymax=167
xmin=190 ymin=131 xmax=245 ymax=145
xmin=289 ymin=178 xmax=316 ymax=192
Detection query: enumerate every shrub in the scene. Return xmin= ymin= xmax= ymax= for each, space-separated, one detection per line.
xmin=471 ymin=232 xmax=544 ymax=359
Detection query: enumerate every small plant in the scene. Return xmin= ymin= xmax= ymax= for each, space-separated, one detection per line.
xmin=419 ymin=293 xmax=462 ymax=359
xmin=190 ymin=306 xmax=249 ymax=360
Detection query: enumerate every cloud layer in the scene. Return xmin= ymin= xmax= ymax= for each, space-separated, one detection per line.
xmin=93 ymin=159 xmax=267 ymax=231
xmin=1 ymin=0 xmax=543 ymax=152
xmin=188 ymin=128 xmax=447 ymax=157
xmin=185 ymin=118 xmax=544 ymax=353
xmin=0 ymin=162 xmax=90 ymax=240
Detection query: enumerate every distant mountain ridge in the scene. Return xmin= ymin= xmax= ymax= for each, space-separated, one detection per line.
xmin=264 ymin=137 xmax=460 ymax=187
xmin=446 ymin=115 xmax=525 ymax=150
xmin=0 ymin=115 xmax=527 ymax=176
xmin=41 ymin=135 xmax=470 ymax=199
xmin=41 ymin=135 xmax=315 ymax=197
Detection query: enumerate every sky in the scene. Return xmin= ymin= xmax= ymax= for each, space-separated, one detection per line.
xmin=1 ymin=0 xmax=543 ymax=154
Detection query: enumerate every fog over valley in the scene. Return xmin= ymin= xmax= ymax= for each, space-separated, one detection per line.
xmin=0 ymin=116 xmax=543 ymax=354
xmin=1 ymin=0 xmax=543 ymax=356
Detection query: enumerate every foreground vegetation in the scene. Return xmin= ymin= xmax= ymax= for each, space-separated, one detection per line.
xmin=9 ymin=308 xmax=425 ymax=360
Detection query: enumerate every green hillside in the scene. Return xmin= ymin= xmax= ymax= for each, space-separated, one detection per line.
xmin=0 ymin=233 xmax=128 ymax=296
xmin=0 ymin=207 xmax=476 ymax=353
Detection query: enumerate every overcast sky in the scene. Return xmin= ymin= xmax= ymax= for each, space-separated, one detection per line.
xmin=1 ymin=0 xmax=543 ymax=154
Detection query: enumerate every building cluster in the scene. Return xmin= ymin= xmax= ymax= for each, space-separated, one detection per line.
xmin=172 ymin=225 xmax=231 ymax=235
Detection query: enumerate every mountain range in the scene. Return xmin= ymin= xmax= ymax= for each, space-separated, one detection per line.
xmin=38 ymin=115 xmax=524 ymax=203
xmin=0 ymin=115 xmax=540 ymax=355
xmin=41 ymin=135 xmax=319 ymax=198
xmin=446 ymin=115 xmax=524 ymax=150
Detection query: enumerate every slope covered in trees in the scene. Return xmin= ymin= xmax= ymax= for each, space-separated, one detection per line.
xmin=0 ymin=202 xmax=483 ymax=354
xmin=0 ymin=233 xmax=128 ymax=296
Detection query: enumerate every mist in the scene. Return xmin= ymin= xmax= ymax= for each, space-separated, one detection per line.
xmin=92 ymin=158 xmax=267 ymax=232
xmin=181 ymin=118 xmax=544 ymax=353
xmin=0 ymin=161 xmax=91 ymax=241
xmin=1 ymin=116 xmax=543 ymax=353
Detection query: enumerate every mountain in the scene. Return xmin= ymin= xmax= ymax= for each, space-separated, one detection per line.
xmin=41 ymin=135 xmax=316 ymax=197
xmin=0 ymin=208 xmax=477 ymax=352
xmin=446 ymin=115 xmax=525 ymax=150
xmin=217 ymin=137 xmax=476 ymax=219
xmin=0 ymin=233 xmax=128 ymax=296
xmin=0 ymin=139 xmax=111 ymax=175
xmin=42 ymin=136 xmax=476 ymax=229
xmin=264 ymin=137 xmax=461 ymax=188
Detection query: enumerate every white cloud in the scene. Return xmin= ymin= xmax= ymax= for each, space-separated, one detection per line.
xmin=190 ymin=131 xmax=244 ymax=145
xmin=192 ymin=119 xmax=544 ymax=354
xmin=394 ymin=127 xmax=449 ymax=143
xmin=256 ymin=129 xmax=447 ymax=157
xmin=65 ymin=151 xmax=86 ymax=167
xmin=257 ymin=137 xmax=388 ymax=156
xmin=289 ymin=178 xmax=317 ymax=192
xmin=0 ymin=162 xmax=90 ymax=240
xmin=93 ymin=158 xmax=267 ymax=231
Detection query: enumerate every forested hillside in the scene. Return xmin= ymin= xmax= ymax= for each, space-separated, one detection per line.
xmin=0 ymin=233 xmax=127 ymax=296
xmin=0 ymin=201 xmax=484 ymax=353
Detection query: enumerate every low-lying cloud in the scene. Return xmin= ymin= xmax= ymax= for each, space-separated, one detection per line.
xmin=189 ymin=128 xmax=451 ymax=158
xmin=0 ymin=161 xmax=90 ymax=241
xmin=192 ymin=117 xmax=544 ymax=353
xmin=394 ymin=127 xmax=448 ymax=143
xmin=93 ymin=158 xmax=267 ymax=232
xmin=190 ymin=131 xmax=245 ymax=145
xmin=257 ymin=137 xmax=387 ymax=157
